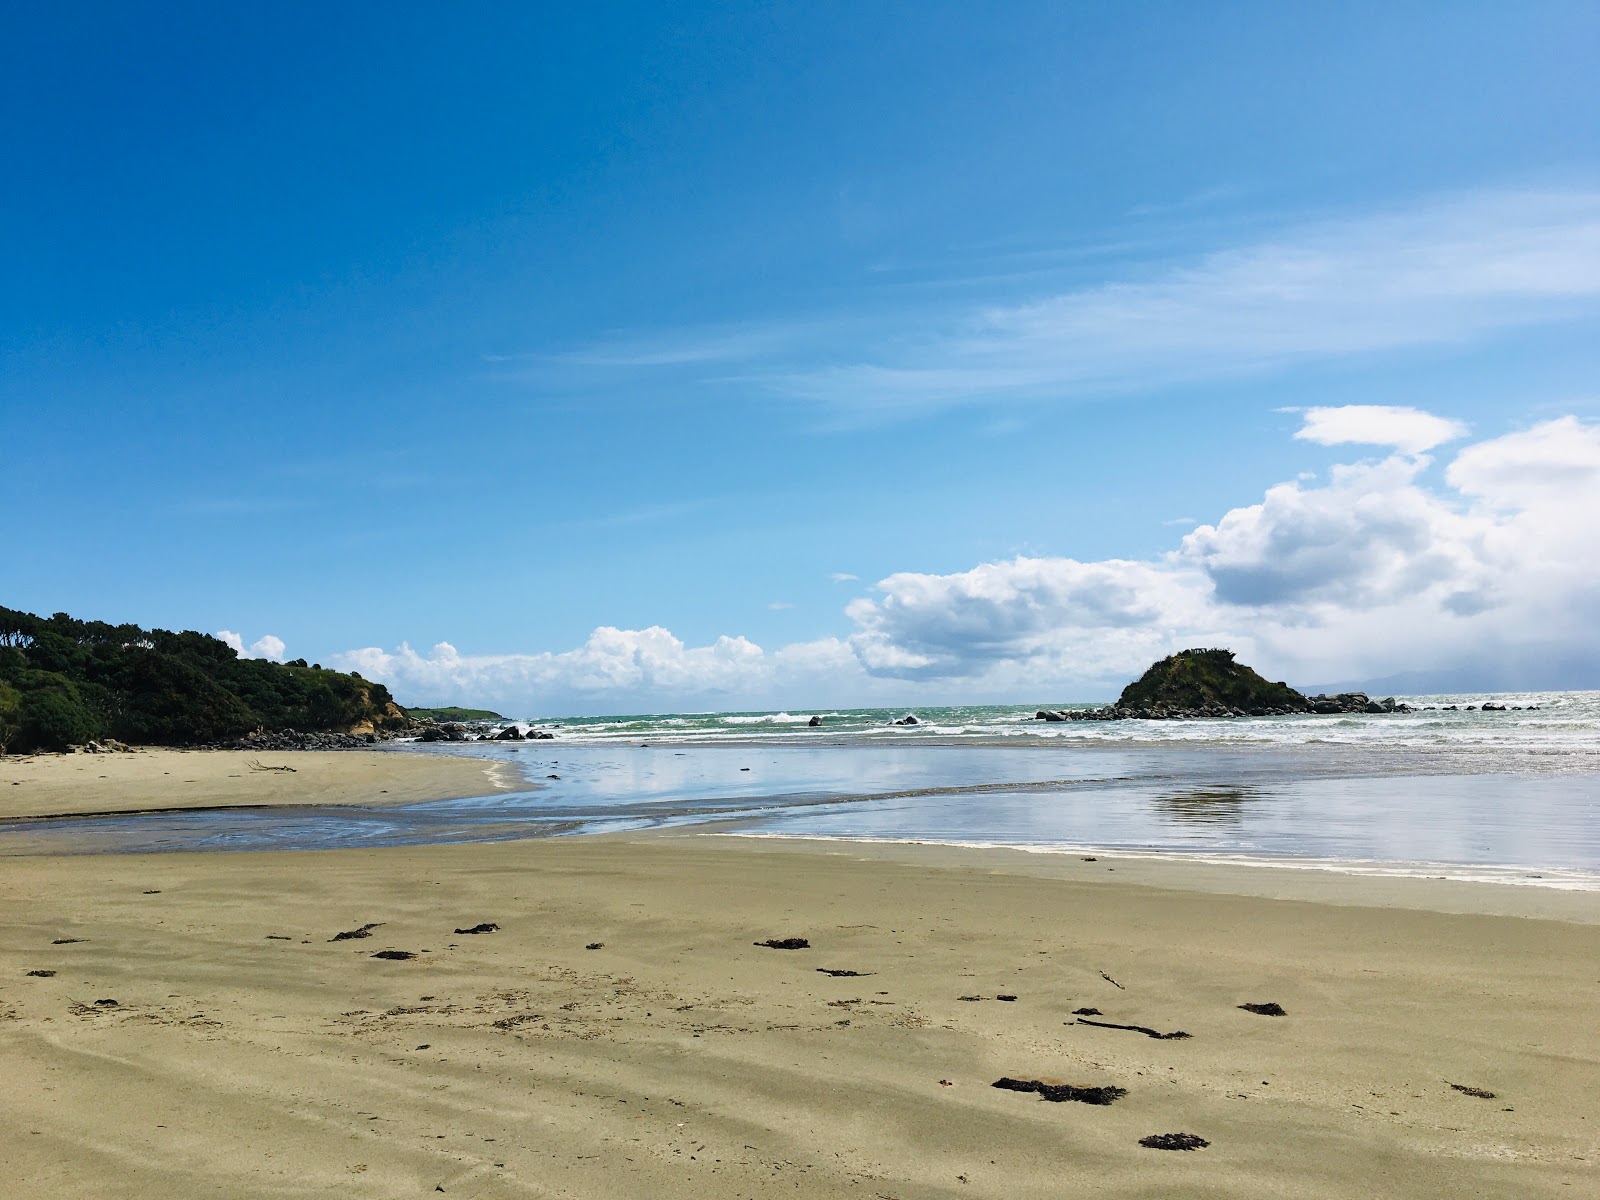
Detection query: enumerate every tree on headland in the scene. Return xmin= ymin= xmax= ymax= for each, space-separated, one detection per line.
xmin=0 ymin=605 xmax=411 ymax=753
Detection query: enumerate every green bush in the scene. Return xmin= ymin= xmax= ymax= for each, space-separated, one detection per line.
xmin=0 ymin=681 xmax=20 ymax=752
xmin=18 ymin=686 xmax=98 ymax=752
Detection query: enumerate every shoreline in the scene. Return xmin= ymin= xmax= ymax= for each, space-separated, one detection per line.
xmin=5 ymin=745 xmax=1599 ymax=902
xmin=709 ymin=830 xmax=1600 ymax=922
xmin=3 ymin=827 xmax=1596 ymax=1197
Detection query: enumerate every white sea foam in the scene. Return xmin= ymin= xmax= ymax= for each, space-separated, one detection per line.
xmin=718 ymin=833 xmax=1600 ymax=891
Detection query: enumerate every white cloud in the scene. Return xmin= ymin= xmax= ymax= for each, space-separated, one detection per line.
xmin=1446 ymin=415 xmax=1600 ymax=506
xmin=1293 ymin=405 xmax=1469 ymax=454
xmin=841 ymin=414 xmax=1600 ymax=688
xmin=768 ymin=601 xmax=795 ymax=610
xmin=334 ymin=410 xmax=1600 ymax=706
xmin=330 ymin=627 xmax=895 ymax=714
xmin=830 ymin=572 xmax=860 ymax=583
xmin=217 ymin=631 xmax=287 ymax=661
xmin=1179 ymin=454 xmax=1494 ymax=608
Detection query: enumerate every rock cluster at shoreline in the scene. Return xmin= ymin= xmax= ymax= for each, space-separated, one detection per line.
xmin=1035 ymin=690 xmax=1412 ymax=723
xmin=213 ymin=729 xmax=393 ymax=751
xmin=418 ymin=721 xmax=554 ymax=743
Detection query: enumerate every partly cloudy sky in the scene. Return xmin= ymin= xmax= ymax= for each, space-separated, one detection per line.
xmin=5 ymin=4 xmax=1598 ymax=713
xmin=322 ymin=408 xmax=1600 ymax=712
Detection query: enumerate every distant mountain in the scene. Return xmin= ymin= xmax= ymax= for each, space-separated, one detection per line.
xmin=1302 ymin=653 xmax=1600 ymax=697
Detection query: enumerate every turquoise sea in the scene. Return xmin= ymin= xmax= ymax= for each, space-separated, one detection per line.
xmin=6 ymin=691 xmax=1598 ymax=887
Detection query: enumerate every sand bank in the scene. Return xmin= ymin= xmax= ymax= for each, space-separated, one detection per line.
xmin=3 ymin=827 xmax=1597 ymax=1198
xmin=0 ymin=747 xmax=512 ymax=819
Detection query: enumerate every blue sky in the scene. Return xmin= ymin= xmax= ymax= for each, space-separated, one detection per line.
xmin=5 ymin=2 xmax=1600 ymax=712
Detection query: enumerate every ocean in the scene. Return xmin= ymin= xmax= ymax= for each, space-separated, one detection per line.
xmin=6 ymin=690 xmax=1598 ymax=887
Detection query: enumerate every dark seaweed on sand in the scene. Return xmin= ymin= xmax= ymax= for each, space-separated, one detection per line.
xmin=992 ymin=1078 xmax=1127 ymax=1105
xmin=371 ymin=950 xmax=417 ymax=961
xmin=454 ymin=923 xmax=498 ymax=935
xmin=816 ymin=968 xmax=871 ymax=977
xmin=1449 ymin=1083 xmax=1496 ymax=1099
xmin=754 ymin=937 xmax=810 ymax=950
xmin=331 ymin=923 xmax=383 ymax=941
xmin=1238 ymin=1001 xmax=1287 ymax=1016
xmin=1140 ymin=1132 xmax=1209 ymax=1150
xmin=1075 ymin=1017 xmax=1191 ymax=1040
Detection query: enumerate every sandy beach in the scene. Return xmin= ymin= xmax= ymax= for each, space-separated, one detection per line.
xmin=0 ymin=753 xmax=1595 ymax=1198
xmin=0 ymin=748 xmax=512 ymax=820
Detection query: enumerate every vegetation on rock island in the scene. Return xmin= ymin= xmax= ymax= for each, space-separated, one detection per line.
xmin=0 ymin=606 xmax=410 ymax=754
xmin=404 ymin=706 xmax=504 ymax=722
xmin=1115 ymin=648 xmax=1306 ymax=714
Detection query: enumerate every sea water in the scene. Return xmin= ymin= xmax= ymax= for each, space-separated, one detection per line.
xmin=3 ymin=692 xmax=1597 ymax=885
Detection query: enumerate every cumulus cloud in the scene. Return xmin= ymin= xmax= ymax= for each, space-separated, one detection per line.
xmin=335 ymin=408 xmax=1600 ymax=706
xmin=330 ymin=627 xmax=887 ymax=714
xmin=1293 ymin=405 xmax=1469 ymax=454
xmin=217 ymin=631 xmax=287 ymax=661
xmin=842 ymin=412 xmax=1600 ymax=689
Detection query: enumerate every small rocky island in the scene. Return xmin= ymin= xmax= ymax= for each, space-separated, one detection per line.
xmin=1036 ymin=648 xmax=1412 ymax=722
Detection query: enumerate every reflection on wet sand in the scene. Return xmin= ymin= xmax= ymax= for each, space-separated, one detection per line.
xmin=2 ymin=743 xmax=1597 ymax=886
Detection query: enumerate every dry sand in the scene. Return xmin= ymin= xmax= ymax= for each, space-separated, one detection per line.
xmin=2 ymin=757 xmax=1598 ymax=1198
xmin=0 ymin=747 xmax=512 ymax=819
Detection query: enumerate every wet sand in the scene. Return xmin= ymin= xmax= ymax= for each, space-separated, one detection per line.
xmin=0 ymin=748 xmax=512 ymax=819
xmin=3 ymin=826 xmax=1597 ymax=1198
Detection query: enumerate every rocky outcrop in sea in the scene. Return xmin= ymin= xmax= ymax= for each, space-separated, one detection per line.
xmin=1032 ymin=649 xmax=1430 ymax=722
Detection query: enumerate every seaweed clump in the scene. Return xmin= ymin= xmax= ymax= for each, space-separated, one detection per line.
xmin=992 ymin=1077 xmax=1127 ymax=1105
xmin=1139 ymin=1132 xmax=1209 ymax=1151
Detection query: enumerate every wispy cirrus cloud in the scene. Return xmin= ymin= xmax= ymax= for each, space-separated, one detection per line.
xmin=770 ymin=189 xmax=1600 ymax=416
xmin=516 ymin=187 xmax=1600 ymax=424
